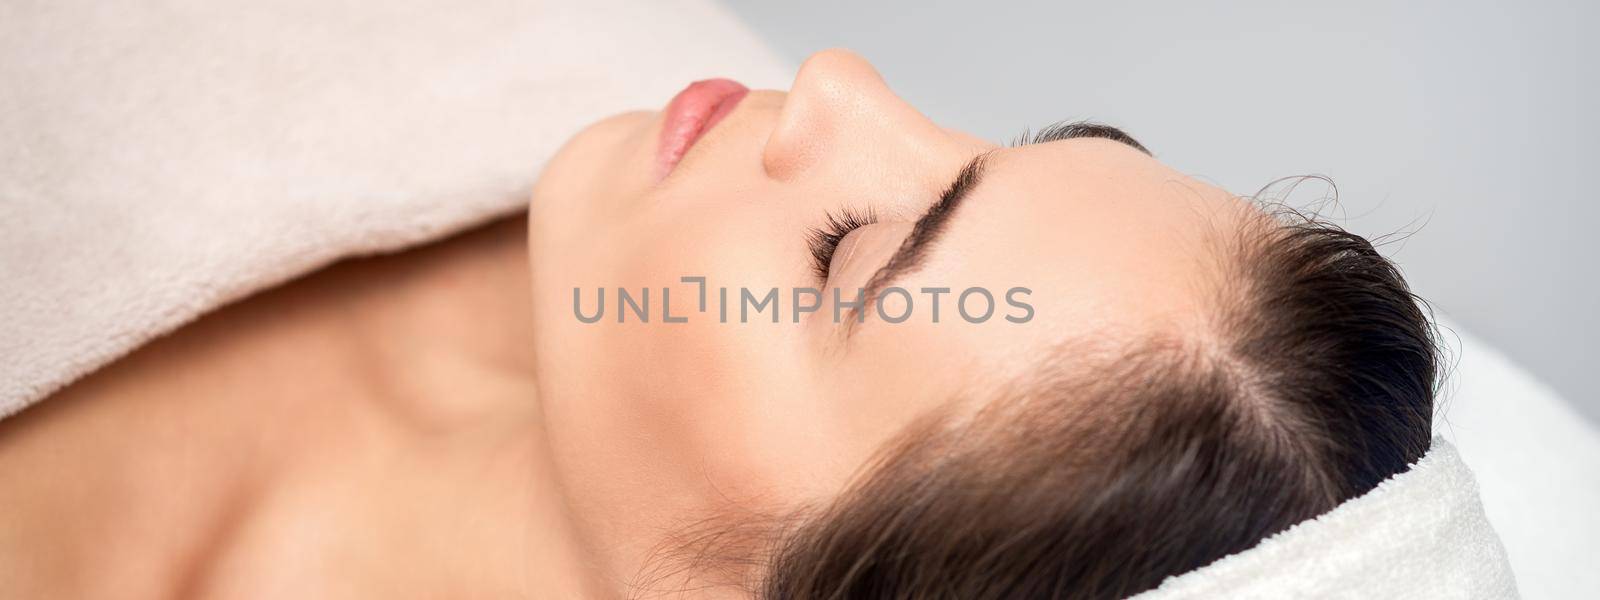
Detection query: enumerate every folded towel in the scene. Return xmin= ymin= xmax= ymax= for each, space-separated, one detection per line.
xmin=0 ymin=1 xmax=1552 ymax=597
xmin=1135 ymin=438 xmax=1517 ymax=599
xmin=0 ymin=0 xmax=790 ymax=417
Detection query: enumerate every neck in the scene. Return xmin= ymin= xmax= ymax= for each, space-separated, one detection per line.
xmin=331 ymin=215 xmax=611 ymax=597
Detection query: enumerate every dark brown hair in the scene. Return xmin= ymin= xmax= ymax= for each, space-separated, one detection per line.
xmin=637 ymin=206 xmax=1439 ymax=599
xmin=756 ymin=207 xmax=1438 ymax=599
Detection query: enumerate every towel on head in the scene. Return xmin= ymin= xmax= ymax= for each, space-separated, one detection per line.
xmin=1135 ymin=438 xmax=1517 ymax=599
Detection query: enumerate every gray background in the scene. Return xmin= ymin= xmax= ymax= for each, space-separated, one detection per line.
xmin=721 ymin=0 xmax=1596 ymax=423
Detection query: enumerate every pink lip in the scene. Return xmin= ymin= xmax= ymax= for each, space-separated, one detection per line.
xmin=655 ymin=78 xmax=749 ymax=181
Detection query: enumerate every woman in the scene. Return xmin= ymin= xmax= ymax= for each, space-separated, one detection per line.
xmin=0 ymin=50 xmax=1437 ymax=598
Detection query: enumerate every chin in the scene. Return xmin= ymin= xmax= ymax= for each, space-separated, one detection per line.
xmin=529 ymin=110 xmax=658 ymax=220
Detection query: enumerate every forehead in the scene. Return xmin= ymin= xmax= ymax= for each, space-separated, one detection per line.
xmin=818 ymin=139 xmax=1269 ymax=441
xmin=982 ymin=138 xmax=1248 ymax=237
xmin=869 ymin=139 xmax=1261 ymax=366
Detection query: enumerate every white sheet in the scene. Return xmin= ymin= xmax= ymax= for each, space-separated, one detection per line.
xmin=1434 ymin=321 xmax=1600 ymax=599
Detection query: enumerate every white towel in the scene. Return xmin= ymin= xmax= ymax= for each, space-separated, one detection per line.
xmin=0 ymin=1 xmax=1575 ymax=597
xmin=0 ymin=0 xmax=791 ymax=416
xmin=1135 ymin=438 xmax=1517 ymax=599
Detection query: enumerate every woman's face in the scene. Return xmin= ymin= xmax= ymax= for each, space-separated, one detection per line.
xmin=526 ymin=50 xmax=1251 ymax=540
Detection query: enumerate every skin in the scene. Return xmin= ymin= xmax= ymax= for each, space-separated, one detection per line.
xmin=0 ymin=50 xmax=1255 ymax=598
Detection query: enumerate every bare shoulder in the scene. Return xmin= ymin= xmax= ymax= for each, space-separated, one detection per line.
xmin=0 ymin=216 xmax=540 ymax=598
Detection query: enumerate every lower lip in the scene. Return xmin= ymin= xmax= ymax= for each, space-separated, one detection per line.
xmin=655 ymin=78 xmax=749 ymax=180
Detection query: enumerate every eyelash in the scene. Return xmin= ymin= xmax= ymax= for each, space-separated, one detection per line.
xmin=805 ymin=207 xmax=878 ymax=280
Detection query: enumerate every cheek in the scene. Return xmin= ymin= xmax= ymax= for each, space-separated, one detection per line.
xmin=606 ymin=206 xmax=807 ymax=394
xmin=534 ymin=190 xmax=817 ymax=410
xmin=536 ymin=200 xmax=837 ymax=499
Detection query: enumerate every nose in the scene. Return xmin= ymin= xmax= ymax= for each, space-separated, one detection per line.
xmin=762 ymin=49 xmax=943 ymax=181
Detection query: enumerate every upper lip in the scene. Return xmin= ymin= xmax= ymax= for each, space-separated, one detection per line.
xmin=655 ymin=79 xmax=749 ymax=180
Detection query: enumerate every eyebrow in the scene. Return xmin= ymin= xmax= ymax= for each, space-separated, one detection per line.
xmin=1018 ymin=121 xmax=1151 ymax=155
xmin=847 ymin=152 xmax=989 ymax=332
xmin=845 ymin=122 xmax=1148 ymax=333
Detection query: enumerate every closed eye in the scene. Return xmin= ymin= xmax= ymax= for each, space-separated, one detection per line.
xmin=809 ymin=121 xmax=1146 ymax=303
xmin=805 ymin=207 xmax=878 ymax=281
